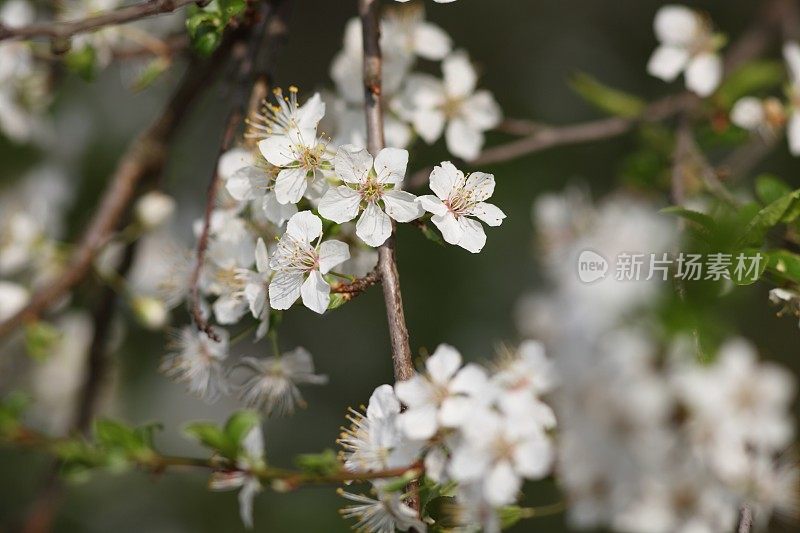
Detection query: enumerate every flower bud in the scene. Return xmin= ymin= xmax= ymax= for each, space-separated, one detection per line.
xmin=135 ymin=191 xmax=175 ymax=229
xmin=131 ymin=295 xmax=169 ymax=329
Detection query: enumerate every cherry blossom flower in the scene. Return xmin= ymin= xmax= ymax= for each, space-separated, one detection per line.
xmin=647 ymin=5 xmax=722 ymax=97
xmin=254 ymin=88 xmax=333 ymax=205
xmin=384 ymin=4 xmax=452 ymax=60
xmin=232 ymin=347 xmax=328 ymax=416
xmin=396 ymin=51 xmax=501 ymax=160
xmin=318 ymin=145 xmax=422 ymax=247
xmin=339 ymin=384 xmax=422 ymax=472
xmin=769 ymin=287 xmax=800 ymax=327
xmin=268 ymin=211 xmax=349 ymax=313
xmin=338 ymin=488 xmax=427 ymax=533
xmin=394 ymin=344 xmax=490 ymax=440
xmin=160 ymin=327 xmax=230 ymax=403
xmin=418 ymin=161 xmax=505 ymax=253
xmin=134 ymin=191 xmax=175 ymax=229
xmin=0 ymin=281 xmax=28 ymax=321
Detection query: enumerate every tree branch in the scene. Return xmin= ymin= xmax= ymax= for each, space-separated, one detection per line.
xmin=359 ymin=0 xmax=415 ymax=383
xmin=0 ymin=0 xmax=206 ymax=43
xmin=0 ymin=30 xmax=242 ymax=342
xmin=188 ymin=0 xmax=291 ymax=339
xmin=330 ymin=268 xmax=381 ymax=301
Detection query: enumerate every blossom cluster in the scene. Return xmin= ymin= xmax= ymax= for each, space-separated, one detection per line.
xmin=338 ymin=342 xmax=556 ymax=533
xmin=517 ymin=188 xmax=798 ymax=532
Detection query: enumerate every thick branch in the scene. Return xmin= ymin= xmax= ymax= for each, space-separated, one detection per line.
xmin=359 ymin=0 xmax=415 ymax=382
xmin=0 ymin=0 xmax=206 ymax=43
xmin=0 ymin=32 xmax=240 ymax=341
xmin=189 ymin=0 xmax=291 ymax=338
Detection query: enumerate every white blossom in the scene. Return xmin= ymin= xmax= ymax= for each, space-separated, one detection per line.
xmin=394 ymin=344 xmax=490 ymax=440
xmin=396 ymin=51 xmax=501 ymax=160
xmin=647 ymin=5 xmax=722 ymax=97
xmin=235 ymin=238 xmax=272 ymax=339
xmin=209 ymin=425 xmax=265 ymax=529
xmin=268 ymin=211 xmax=349 ymax=314
xmin=338 ymin=488 xmax=427 ymax=533
xmin=318 ymin=145 xmax=422 ymax=247
xmin=769 ymin=287 xmax=800 ymax=327
xmin=233 ymin=347 xmax=328 ymax=416
xmin=134 ymin=191 xmax=175 ymax=229
xmin=160 ymin=327 xmax=230 ymax=403
xmin=418 ymin=161 xmax=505 ymax=253
xmin=339 ymin=384 xmax=422 ymax=472
xmin=783 ymin=41 xmax=800 ymax=155
xmin=0 ymin=281 xmax=28 ymax=321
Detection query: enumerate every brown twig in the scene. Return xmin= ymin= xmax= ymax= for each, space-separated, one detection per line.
xmin=188 ymin=0 xmax=291 ymax=339
xmin=0 ymin=0 xmax=206 ymax=43
xmin=330 ymin=268 xmax=381 ymax=301
xmin=0 ymin=35 xmax=243 ymax=342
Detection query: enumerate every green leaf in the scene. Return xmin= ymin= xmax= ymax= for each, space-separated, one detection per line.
xmin=768 ymin=250 xmax=800 ymax=283
xmin=0 ymin=392 xmax=30 ymax=436
xmin=737 ymin=189 xmax=800 ymax=246
xmin=419 ymin=223 xmax=445 ymax=246
xmin=755 ymin=174 xmax=791 ymax=206
xmin=660 ymin=206 xmax=717 ymax=233
xmin=498 ymin=505 xmax=527 ymax=529
xmin=327 ymin=292 xmax=348 ymax=310
xmin=184 ymin=422 xmax=234 ymax=457
xmin=293 ymin=449 xmax=339 ymax=476
xmin=218 ymin=0 xmax=246 ymax=23
xmin=715 ymin=60 xmax=785 ymax=108
xmin=224 ymin=410 xmax=260 ymax=446
xmin=569 ymin=72 xmax=646 ymax=118
xmin=65 ymin=46 xmax=97 ymax=81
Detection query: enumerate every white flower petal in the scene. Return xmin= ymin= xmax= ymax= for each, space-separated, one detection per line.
xmin=286 ymin=211 xmax=322 ymax=244
xmin=443 ymin=50 xmax=477 ymax=98
xmin=258 ymin=136 xmax=295 ymax=167
xmin=414 ymin=22 xmax=452 ymax=60
xmin=318 ymin=186 xmax=362 ymax=223
xmin=788 ymin=111 xmax=800 ymax=156
xmin=335 ymin=144 xmax=373 ymax=184
xmin=213 ymin=295 xmax=247 ymax=325
xmin=425 ymin=344 xmax=462 ymax=384
xmin=413 ymin=109 xmax=446 ymax=144
xmin=484 ymin=460 xmax=521 ymax=506
xmin=456 ymin=216 xmax=487 ymax=253
xmin=226 ymin=166 xmax=264 ymax=201
xmin=244 ymin=283 xmax=266 ymax=318
xmin=445 ymin=118 xmax=484 ymax=161
xmin=318 ymin=239 xmax=350 ymax=274
xmin=255 ymin=238 xmax=269 ymax=273
xmin=646 ymin=44 xmax=690 ymax=82
xmin=297 ymin=93 xmax=326 ymax=130
xmin=464 ymin=172 xmax=496 ymax=202
xmin=398 ymin=405 xmax=439 ymax=440
xmin=439 ymin=396 xmax=473 ymax=428
xmin=449 ymin=446 xmax=489 ymax=481
xmin=395 ymin=375 xmax=435 ymax=408
xmin=417 ymin=194 xmax=448 ymax=217
xmin=428 ymin=161 xmax=464 ymax=200
xmin=274 ymin=167 xmax=308 ymax=205
xmin=730 ymin=97 xmax=765 ymax=131
xmin=470 ymin=202 xmax=505 ymax=227
xmin=268 ymin=271 xmax=304 ymax=310
xmin=261 ymin=191 xmax=297 ymax=226
xmin=374 ymin=147 xmax=409 ymax=184
xmin=783 ymin=41 xmax=800 ymax=84
xmin=450 ymin=363 xmax=489 ymax=395
xmin=463 ymin=90 xmax=502 ymax=131
xmin=356 ymin=201 xmax=392 ymax=247
xmin=299 ymin=270 xmax=329 ymax=314
xmin=513 ymin=438 xmax=553 ymax=479
xmin=654 ymin=5 xmax=700 ymax=45
xmin=218 ymin=147 xmax=254 ymax=179
xmin=685 ymin=53 xmax=722 ymax=97
xmin=366 ymin=384 xmax=401 ymax=420
xmin=382 ymin=190 xmax=423 ymax=222
xmin=431 ymin=212 xmax=463 ymax=245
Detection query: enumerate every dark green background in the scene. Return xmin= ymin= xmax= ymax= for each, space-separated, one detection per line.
xmin=1 ymin=0 xmax=797 ymax=531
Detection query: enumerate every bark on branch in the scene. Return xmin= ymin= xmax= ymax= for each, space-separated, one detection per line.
xmin=0 ymin=0 xmax=206 ymax=43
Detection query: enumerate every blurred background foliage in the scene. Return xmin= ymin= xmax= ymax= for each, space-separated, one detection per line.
xmin=1 ymin=0 xmax=798 ymax=531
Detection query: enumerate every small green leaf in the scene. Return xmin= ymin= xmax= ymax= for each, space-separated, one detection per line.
xmin=738 ymin=189 xmax=800 ymax=246
xmin=660 ymin=206 xmax=717 ymax=232
xmin=755 ymin=174 xmax=791 ymax=206
xmin=327 ymin=292 xmax=348 ymax=310
xmin=294 ymin=449 xmax=339 ymax=476
xmin=570 ymin=72 xmax=646 ymax=118
xmin=224 ymin=410 xmax=260 ymax=446
xmin=418 ymin=223 xmax=445 ymax=246
xmin=715 ymin=60 xmax=785 ymax=108
xmin=184 ymin=422 xmax=233 ymax=457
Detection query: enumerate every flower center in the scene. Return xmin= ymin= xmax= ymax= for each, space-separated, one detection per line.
xmin=359 ymin=176 xmax=385 ymax=203
xmin=445 ymin=189 xmax=477 ymax=218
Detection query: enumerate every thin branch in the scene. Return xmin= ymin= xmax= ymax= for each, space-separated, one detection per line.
xmin=471 ymin=93 xmax=698 ymax=167
xmin=0 ymin=36 xmax=243 ymax=342
xmin=330 ymin=268 xmax=381 ymax=301
xmin=737 ymin=504 xmax=754 ymax=533
xmin=0 ymin=0 xmax=206 ymax=43
xmin=1 ymin=424 xmax=422 ymax=488
xmin=188 ymin=0 xmax=291 ymax=339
